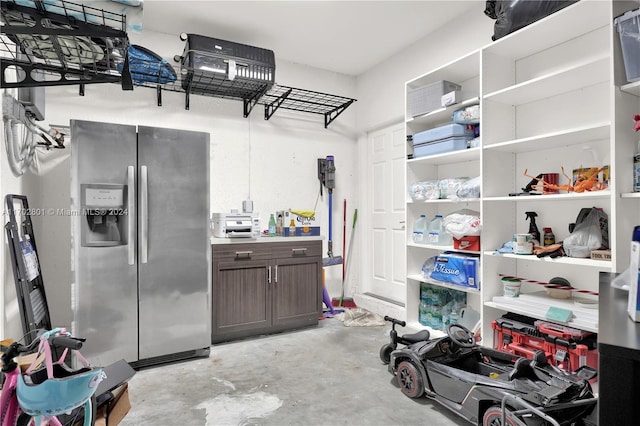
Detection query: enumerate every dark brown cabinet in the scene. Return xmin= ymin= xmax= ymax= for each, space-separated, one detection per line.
xmin=212 ymin=239 xmax=322 ymax=343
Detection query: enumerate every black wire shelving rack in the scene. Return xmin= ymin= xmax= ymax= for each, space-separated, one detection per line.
xmin=1 ymin=0 xmax=356 ymax=127
xmin=134 ymin=62 xmax=357 ymax=128
xmin=259 ymin=85 xmax=356 ymax=128
xmin=0 ymin=0 xmax=131 ymax=89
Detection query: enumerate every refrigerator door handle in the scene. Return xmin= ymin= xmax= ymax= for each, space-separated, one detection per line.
xmin=140 ymin=165 xmax=149 ymax=264
xmin=127 ymin=166 xmax=135 ymax=265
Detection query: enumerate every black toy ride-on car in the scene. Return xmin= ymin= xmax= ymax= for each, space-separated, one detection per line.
xmin=381 ymin=317 xmax=597 ymax=426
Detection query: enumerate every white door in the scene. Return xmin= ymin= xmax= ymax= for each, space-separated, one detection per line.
xmin=362 ymin=123 xmax=406 ymax=304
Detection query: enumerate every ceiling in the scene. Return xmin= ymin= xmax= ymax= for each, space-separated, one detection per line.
xmin=142 ymin=1 xmax=480 ymax=76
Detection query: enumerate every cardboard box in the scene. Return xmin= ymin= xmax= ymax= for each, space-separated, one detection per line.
xmin=0 ymin=350 xmax=45 ymax=374
xmin=95 ymin=383 xmax=131 ymax=426
xmin=283 ymin=226 xmax=321 ymax=237
xmin=590 ymin=249 xmax=611 ymax=261
xmin=453 ymin=235 xmax=480 ymax=251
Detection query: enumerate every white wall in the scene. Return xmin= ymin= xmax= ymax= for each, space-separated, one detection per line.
xmin=355 ymin=3 xmax=494 ymax=132
xmin=1 ymin=29 xmax=358 ymax=339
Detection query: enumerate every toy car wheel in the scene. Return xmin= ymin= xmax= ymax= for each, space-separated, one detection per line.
xmin=482 ymin=405 xmax=518 ymax=426
xmin=379 ymin=344 xmax=393 ymax=364
xmin=396 ymin=360 xmax=424 ymax=399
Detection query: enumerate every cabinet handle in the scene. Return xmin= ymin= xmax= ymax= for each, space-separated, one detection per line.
xmin=235 ymin=251 xmax=253 ymax=259
xmin=274 ymin=265 xmax=278 ymax=283
xmin=291 ymin=248 xmax=307 ymax=255
xmin=268 ymin=265 xmax=272 ymax=284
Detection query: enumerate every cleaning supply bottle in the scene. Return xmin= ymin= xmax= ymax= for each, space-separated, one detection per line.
xmin=268 ymin=214 xmax=276 ymax=236
xmin=413 ymin=214 xmax=427 ymax=244
xmin=634 ymin=139 xmax=640 ymax=192
xmin=289 ymin=219 xmax=296 ymax=237
xmin=543 ymin=227 xmax=555 ymax=246
xmin=525 ymin=211 xmax=540 ymax=244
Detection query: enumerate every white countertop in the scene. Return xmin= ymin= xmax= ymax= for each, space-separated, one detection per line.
xmin=211 ymin=235 xmax=324 ymax=244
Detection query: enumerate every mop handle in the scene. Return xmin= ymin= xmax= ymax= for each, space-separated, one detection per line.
xmin=328 ymin=191 xmax=333 ymax=242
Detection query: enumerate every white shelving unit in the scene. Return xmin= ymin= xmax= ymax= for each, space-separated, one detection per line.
xmin=404 ymin=49 xmax=482 ymax=335
xmin=404 ymin=0 xmax=640 ymax=347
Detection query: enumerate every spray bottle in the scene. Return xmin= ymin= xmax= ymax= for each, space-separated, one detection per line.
xmin=525 ymin=211 xmax=540 ymax=245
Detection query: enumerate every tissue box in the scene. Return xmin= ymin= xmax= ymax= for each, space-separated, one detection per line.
xmin=429 ymin=252 xmax=480 ymax=289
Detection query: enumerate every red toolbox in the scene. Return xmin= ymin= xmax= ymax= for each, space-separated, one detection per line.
xmin=492 ymin=314 xmax=598 ymax=377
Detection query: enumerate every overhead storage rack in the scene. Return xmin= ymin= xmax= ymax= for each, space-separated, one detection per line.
xmin=132 ymin=64 xmax=356 ymax=128
xmin=0 ymin=0 xmax=131 ymax=89
xmin=0 ymin=0 xmax=356 ymax=127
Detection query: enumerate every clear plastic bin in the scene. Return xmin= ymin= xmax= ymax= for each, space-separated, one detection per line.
xmin=615 ymin=8 xmax=640 ymax=83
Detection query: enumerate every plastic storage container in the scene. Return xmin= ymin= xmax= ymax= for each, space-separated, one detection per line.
xmin=179 ymin=34 xmax=276 ymax=98
xmin=407 ymin=80 xmax=461 ymax=117
xmin=412 ymin=124 xmax=474 ymax=158
xmin=615 ymin=8 xmax=640 ymax=83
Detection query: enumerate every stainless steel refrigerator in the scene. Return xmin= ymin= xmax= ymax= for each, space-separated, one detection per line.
xmin=70 ymin=119 xmax=211 ymax=368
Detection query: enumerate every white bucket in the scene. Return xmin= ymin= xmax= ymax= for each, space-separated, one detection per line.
xmin=502 ymin=278 xmax=521 ymax=297
xmin=513 ymin=233 xmax=533 ymax=255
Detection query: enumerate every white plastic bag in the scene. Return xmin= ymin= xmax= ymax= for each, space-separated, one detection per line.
xmin=454 ymin=176 xmax=481 ymax=199
xmin=563 ymin=208 xmax=604 ymax=258
xmin=443 ymin=212 xmax=481 ymax=239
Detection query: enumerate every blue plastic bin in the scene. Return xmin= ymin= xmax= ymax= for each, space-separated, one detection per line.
xmin=412 ymin=124 xmax=474 ymax=158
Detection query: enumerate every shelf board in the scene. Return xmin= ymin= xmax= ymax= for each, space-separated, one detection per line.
xmin=621 ymin=80 xmax=640 ymax=97
xmin=407 ymin=198 xmax=480 ymax=205
xmin=484 ymin=122 xmax=610 ymax=153
xmin=407 ymin=97 xmax=479 ymax=128
xmin=482 ymin=1 xmax=609 ymax=60
xmin=407 ymin=50 xmax=480 ymax=89
xmin=621 ymin=192 xmax=640 ymax=198
xmin=486 ymin=292 xmax=598 ymax=333
xmin=408 ymin=242 xmax=481 ymax=255
xmin=483 ymin=190 xmax=611 ymax=202
xmin=483 ymin=251 xmax=612 ymax=268
xmin=407 ymin=274 xmax=481 ymax=294
xmin=483 ymin=55 xmax=609 ymax=106
xmin=407 ymin=147 xmax=480 ymax=166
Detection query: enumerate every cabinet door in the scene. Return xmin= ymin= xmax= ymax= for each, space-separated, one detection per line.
xmin=212 ymin=259 xmax=270 ymax=341
xmin=272 ymin=256 xmax=322 ymax=329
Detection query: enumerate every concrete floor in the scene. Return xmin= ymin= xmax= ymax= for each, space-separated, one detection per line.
xmin=120 ymin=315 xmax=464 ymax=426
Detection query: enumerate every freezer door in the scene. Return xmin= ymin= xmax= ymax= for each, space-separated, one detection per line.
xmin=70 ymin=120 xmax=139 ymax=366
xmin=137 ymin=126 xmax=211 ymax=360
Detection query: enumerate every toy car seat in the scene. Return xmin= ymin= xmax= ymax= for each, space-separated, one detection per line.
xmin=508 ymin=357 xmax=535 ymax=381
